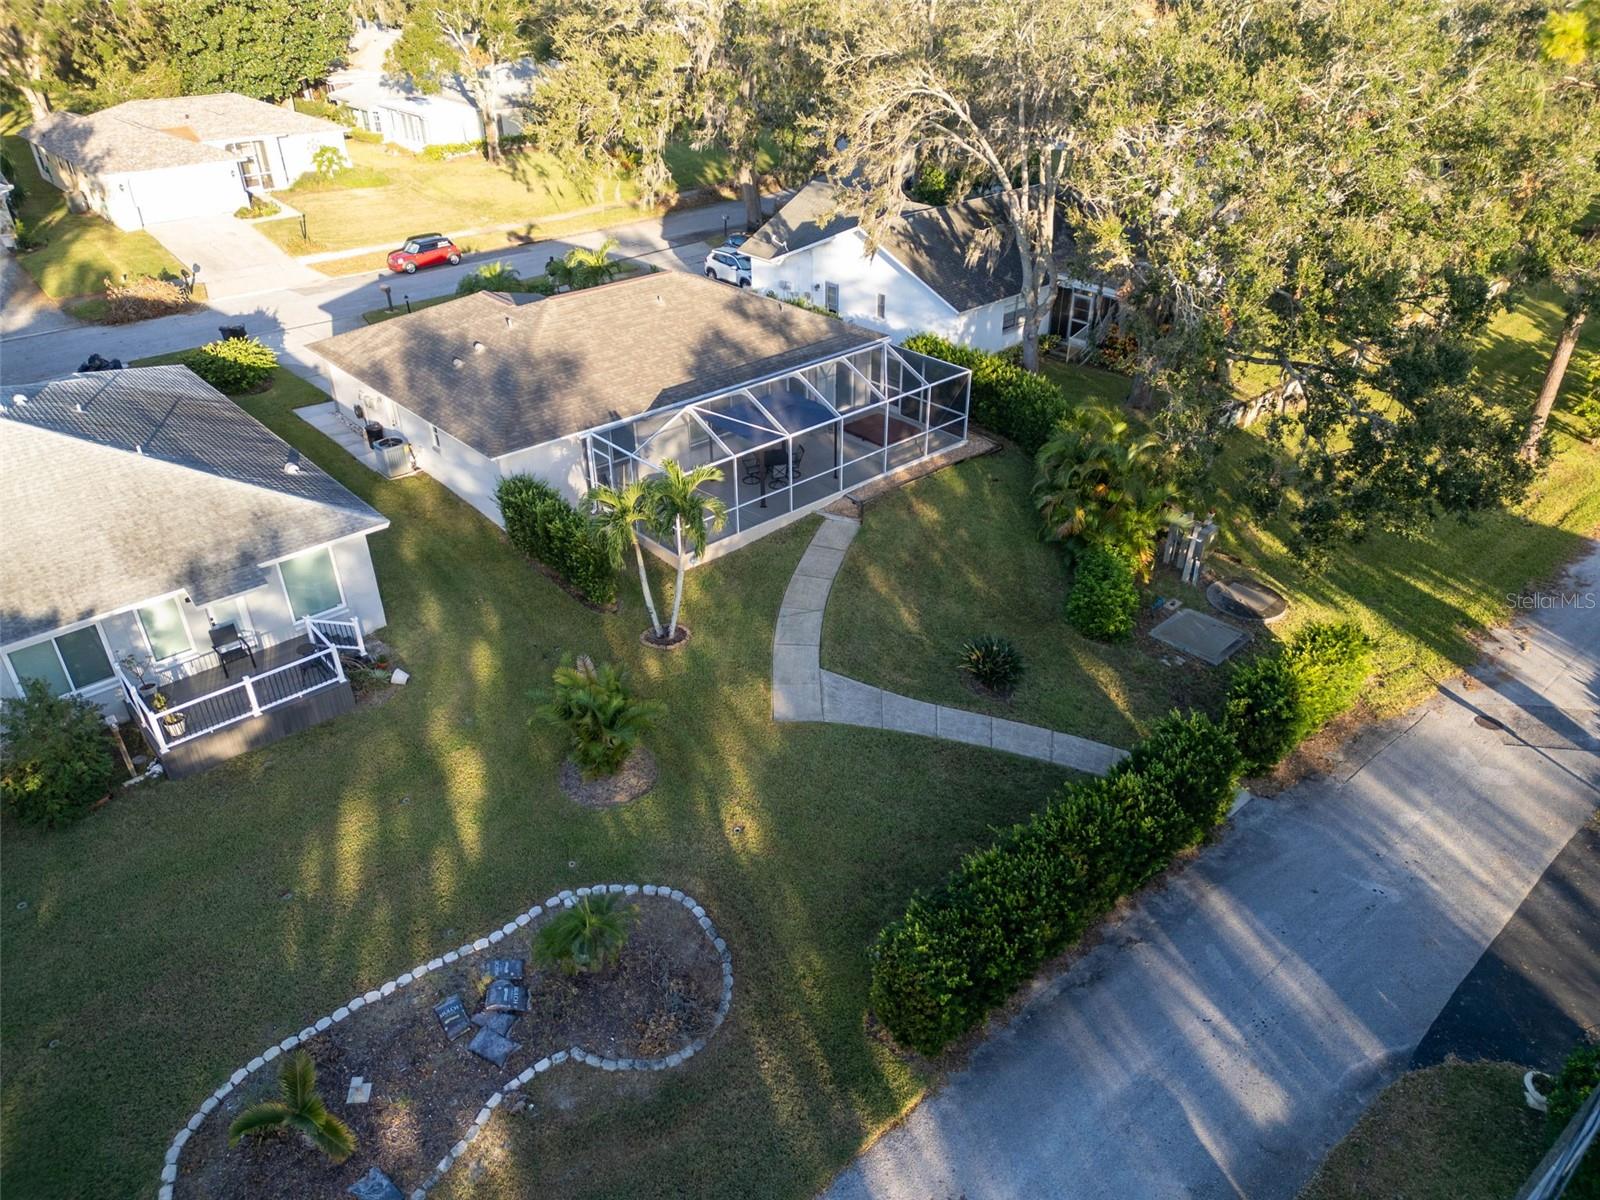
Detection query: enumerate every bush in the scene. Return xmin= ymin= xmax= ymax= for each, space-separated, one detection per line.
xmin=292 ymin=97 xmax=354 ymax=127
xmin=347 ymin=128 xmax=383 ymax=144
xmin=102 ymin=274 xmax=194 ymax=324
xmin=311 ymin=144 xmax=346 ymax=179
xmin=902 ymin=332 xmax=1070 ymax=453
xmin=957 ymin=634 xmax=1024 ymax=696
xmin=537 ymin=655 xmax=663 ymax=777
xmin=535 ymin=895 xmax=636 ymax=973
xmin=1546 ymin=1040 xmax=1599 ymax=1199
xmin=1095 ymin=328 xmax=1138 ymax=373
xmin=233 ymin=195 xmax=280 ymax=219
xmin=181 ymin=337 xmax=278 ymax=394
xmin=495 ymin=475 xmax=618 ymax=606
xmin=869 ymin=710 xmax=1241 ymax=1054
xmin=1065 ymin=544 xmax=1139 ymax=640
xmin=1 ymin=679 xmax=116 ymax=828
xmin=457 ymin=261 xmax=522 ymax=296
xmin=1226 ymin=620 xmax=1372 ymax=774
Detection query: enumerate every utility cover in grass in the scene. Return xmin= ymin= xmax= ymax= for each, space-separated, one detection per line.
xmin=483 ymin=980 xmax=531 ymax=1013
xmin=486 ymin=957 xmax=525 ymax=981
xmin=1207 ymin=577 xmax=1289 ymax=624
xmin=434 ymin=994 xmax=471 ymax=1040
xmin=1151 ymin=609 xmax=1251 ymax=665
xmin=467 ymin=1026 xmax=518 ymax=1067
xmin=472 ymin=1010 xmax=518 ymax=1036
xmin=347 ymin=1167 xmax=405 ymax=1200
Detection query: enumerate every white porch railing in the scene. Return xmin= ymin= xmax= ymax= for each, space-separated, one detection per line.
xmin=116 ymin=616 xmax=355 ymax=754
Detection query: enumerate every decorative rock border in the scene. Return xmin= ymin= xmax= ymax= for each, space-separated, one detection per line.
xmin=158 ymin=884 xmax=733 ymax=1200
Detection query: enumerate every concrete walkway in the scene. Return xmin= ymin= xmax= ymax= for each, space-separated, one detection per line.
xmin=822 ymin=539 xmax=1600 ymax=1200
xmin=772 ymin=516 xmax=1130 ymax=775
xmin=146 ymin=215 xmax=323 ymax=299
xmin=0 ymin=255 xmax=80 ymax=338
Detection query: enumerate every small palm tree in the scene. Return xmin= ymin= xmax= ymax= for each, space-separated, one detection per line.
xmin=587 ymin=480 xmax=664 ymax=637
xmin=535 ymin=895 xmax=636 ymax=973
xmin=456 ymin=260 xmax=521 ymax=296
xmin=537 ymin=655 xmax=665 ymax=777
xmin=559 ymin=237 xmax=623 ymax=288
xmin=228 ymin=1050 xmax=355 ymax=1163
xmin=646 ymin=460 xmax=728 ymax=640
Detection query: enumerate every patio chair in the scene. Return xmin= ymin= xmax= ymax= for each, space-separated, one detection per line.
xmin=209 ymin=622 xmax=257 ymax=679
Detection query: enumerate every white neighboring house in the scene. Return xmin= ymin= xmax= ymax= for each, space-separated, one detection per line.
xmin=327 ymin=23 xmax=535 ymax=151
xmin=19 ymin=93 xmax=346 ymax=231
xmin=745 ymin=180 xmax=1120 ymax=355
xmin=0 ymin=367 xmax=390 ymax=777
xmin=309 ymin=272 xmax=971 ymax=565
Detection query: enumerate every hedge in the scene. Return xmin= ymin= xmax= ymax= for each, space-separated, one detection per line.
xmin=869 ymin=711 xmax=1243 ymax=1054
xmin=1 ymin=679 xmax=117 ymax=828
xmin=494 ymin=475 xmax=616 ymax=607
xmin=902 ymin=332 xmax=1070 ymax=453
xmin=1065 ymin=544 xmax=1139 ymax=640
xmin=1226 ymin=620 xmax=1372 ymax=774
xmin=181 ymin=337 xmax=277 ymax=394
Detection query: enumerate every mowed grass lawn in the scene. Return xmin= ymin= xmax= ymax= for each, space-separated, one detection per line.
xmin=1297 ymin=1062 xmax=1549 ymax=1200
xmin=1 ymin=131 xmax=184 ymax=300
xmin=0 ymin=369 xmax=1074 ymax=1199
xmin=826 ymin=289 xmax=1600 ymax=740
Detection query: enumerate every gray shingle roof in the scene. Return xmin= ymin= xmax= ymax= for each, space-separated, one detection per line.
xmin=308 ymin=273 xmax=884 ymax=458
xmin=20 ymin=93 xmax=340 ymax=175
xmin=747 ymin=182 xmax=1077 ymax=313
xmin=0 ymin=367 xmax=388 ymax=645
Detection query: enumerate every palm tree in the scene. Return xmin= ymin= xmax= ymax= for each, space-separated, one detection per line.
xmin=228 ymin=1050 xmax=355 ymax=1163
xmin=537 ymin=655 xmax=664 ymax=778
xmin=587 ymin=480 xmax=664 ymax=637
xmin=1033 ymin=407 xmax=1175 ymax=574
xmin=559 ymin=236 xmax=623 ymax=288
xmin=456 ymin=259 xmax=522 ymax=296
xmin=535 ymin=894 xmax=636 ymax=973
xmin=646 ymin=460 xmax=728 ymax=640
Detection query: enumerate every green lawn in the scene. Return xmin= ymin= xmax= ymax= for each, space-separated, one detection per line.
xmin=2 ymin=132 xmax=185 ymax=300
xmin=827 ymin=289 xmax=1600 ymax=738
xmin=1298 ymin=1063 xmax=1549 ymax=1200
xmin=0 ymin=367 xmax=1075 ymax=1199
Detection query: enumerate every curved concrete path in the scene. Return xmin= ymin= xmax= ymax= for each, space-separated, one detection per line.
xmin=771 ymin=515 xmax=1129 ymax=775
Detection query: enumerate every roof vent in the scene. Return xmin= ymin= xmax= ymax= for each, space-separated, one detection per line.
xmin=472 ymin=340 xmax=485 ymax=353
xmin=284 ymin=449 xmax=303 ymax=475
xmin=452 ymin=356 xmax=465 ymax=369
xmin=9 ymin=394 xmax=25 ymax=407
xmin=504 ymin=315 xmax=513 ymax=329
xmin=73 ymin=402 xmax=85 ymax=413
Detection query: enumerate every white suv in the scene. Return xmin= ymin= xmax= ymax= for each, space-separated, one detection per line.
xmin=704 ymin=247 xmax=752 ymax=287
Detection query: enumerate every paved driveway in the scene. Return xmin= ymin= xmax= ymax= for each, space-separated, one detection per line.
xmin=824 ymin=545 xmax=1600 ymax=1200
xmin=0 ymin=255 xmax=79 ymax=338
xmin=145 ymin=215 xmax=323 ymax=299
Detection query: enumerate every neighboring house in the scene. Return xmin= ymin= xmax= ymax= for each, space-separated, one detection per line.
xmin=19 ymin=94 xmax=346 ymax=231
xmin=0 ymin=366 xmax=390 ymax=777
xmin=310 ymin=272 xmax=971 ymax=563
xmin=0 ymin=174 xmax=14 ymax=250
xmin=744 ymin=179 xmax=1119 ymax=355
xmin=328 ymin=23 xmax=534 ymax=151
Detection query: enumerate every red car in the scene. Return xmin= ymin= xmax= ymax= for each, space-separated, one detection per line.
xmin=387 ymin=233 xmax=462 ymax=274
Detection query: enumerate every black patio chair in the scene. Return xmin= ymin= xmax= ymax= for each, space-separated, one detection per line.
xmin=209 ymin=622 xmax=257 ymax=679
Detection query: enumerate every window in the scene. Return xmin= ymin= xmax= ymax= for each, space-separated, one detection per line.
xmin=7 ymin=626 xmax=115 ymax=695
xmin=876 ymin=293 xmax=886 ymax=320
xmin=824 ymin=282 xmax=840 ymax=314
xmin=137 ymin=598 xmax=193 ymax=661
xmin=1002 ymin=297 xmax=1027 ymax=332
xmin=279 ymin=548 xmax=343 ymax=619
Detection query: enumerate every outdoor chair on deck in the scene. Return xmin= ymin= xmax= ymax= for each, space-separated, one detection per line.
xmin=209 ymin=622 xmax=257 ymax=679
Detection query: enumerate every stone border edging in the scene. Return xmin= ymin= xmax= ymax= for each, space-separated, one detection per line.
xmin=158 ymin=883 xmax=733 ymax=1200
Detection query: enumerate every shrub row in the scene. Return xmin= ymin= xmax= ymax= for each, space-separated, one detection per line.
xmin=182 ymin=337 xmax=278 ymax=394
xmin=1225 ymin=620 xmax=1372 ymax=774
xmin=902 ymin=332 xmax=1069 ymax=453
xmin=495 ymin=475 xmax=617 ymax=607
xmin=420 ymin=134 xmax=535 ymax=162
xmin=1065 ymin=544 xmax=1139 ymax=640
xmin=869 ymin=711 xmax=1243 ymax=1054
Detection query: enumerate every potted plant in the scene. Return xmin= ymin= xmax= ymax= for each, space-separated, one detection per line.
xmin=120 ymin=653 xmax=160 ymax=705
xmin=151 ymin=691 xmax=186 ymax=738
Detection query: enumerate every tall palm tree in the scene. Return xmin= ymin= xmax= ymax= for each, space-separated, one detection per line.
xmin=646 ymin=459 xmax=728 ymax=640
xmin=1033 ymin=407 xmax=1175 ymax=574
xmin=587 ymin=480 xmax=664 ymax=637
xmin=228 ymin=1050 xmax=355 ymax=1163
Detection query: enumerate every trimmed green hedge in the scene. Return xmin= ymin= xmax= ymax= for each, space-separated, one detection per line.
xmin=495 ymin=475 xmax=617 ymax=607
xmin=1226 ymin=620 xmax=1372 ymax=774
xmin=902 ymin=332 xmax=1069 ymax=453
xmin=1065 ymin=544 xmax=1140 ymax=640
xmin=869 ymin=711 xmax=1243 ymax=1054
xmin=181 ymin=337 xmax=278 ymax=394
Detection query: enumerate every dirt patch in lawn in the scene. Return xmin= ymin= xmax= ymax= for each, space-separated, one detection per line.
xmin=174 ymin=896 xmax=724 ymax=1200
xmin=559 ymin=747 xmax=658 ymax=808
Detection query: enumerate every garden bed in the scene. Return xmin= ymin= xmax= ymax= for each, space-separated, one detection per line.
xmin=173 ymin=892 xmax=725 ymax=1200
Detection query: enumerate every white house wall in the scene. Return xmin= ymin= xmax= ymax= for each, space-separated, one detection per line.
xmin=497 ymin=435 xmax=589 ymax=505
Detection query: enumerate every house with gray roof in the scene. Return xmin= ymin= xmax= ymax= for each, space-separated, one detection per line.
xmin=20 ymin=93 xmax=345 ymax=230
xmin=0 ymin=366 xmax=390 ymax=777
xmin=309 ymin=271 xmax=970 ymax=563
xmin=743 ymin=179 xmax=1118 ymax=355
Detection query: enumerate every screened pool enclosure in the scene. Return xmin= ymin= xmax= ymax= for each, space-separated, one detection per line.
xmin=584 ymin=342 xmax=971 ymax=558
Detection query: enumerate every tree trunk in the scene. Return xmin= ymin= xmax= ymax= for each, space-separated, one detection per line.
xmin=1021 ymin=299 xmax=1042 ymax=372
xmin=667 ymin=518 xmax=687 ymax=637
xmin=740 ymin=157 xmax=762 ymax=231
xmin=20 ymin=81 xmax=51 ymax=122
xmin=632 ymin=535 xmax=663 ymax=636
xmin=1522 ymin=307 xmax=1587 ymax=461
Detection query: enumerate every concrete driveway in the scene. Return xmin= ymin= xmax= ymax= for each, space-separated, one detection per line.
xmin=824 ymin=545 xmax=1600 ymax=1200
xmin=145 ymin=215 xmax=323 ymax=300
xmin=0 ymin=256 xmax=79 ymax=338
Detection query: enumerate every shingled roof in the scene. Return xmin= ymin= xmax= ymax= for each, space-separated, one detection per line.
xmin=308 ymin=272 xmax=884 ymax=458
xmin=0 ymin=367 xmax=388 ymax=644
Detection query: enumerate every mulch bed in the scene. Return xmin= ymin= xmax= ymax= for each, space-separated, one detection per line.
xmin=175 ymin=897 xmax=723 ymax=1200
xmin=640 ymin=624 xmax=692 ymax=650
xmin=559 ymin=747 xmax=658 ymax=808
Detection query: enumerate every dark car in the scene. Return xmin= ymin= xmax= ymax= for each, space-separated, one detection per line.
xmin=387 ymin=233 xmax=462 ymax=274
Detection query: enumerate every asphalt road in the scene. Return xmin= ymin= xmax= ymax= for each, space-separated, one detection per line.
xmin=824 ymin=544 xmax=1600 ymax=1200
